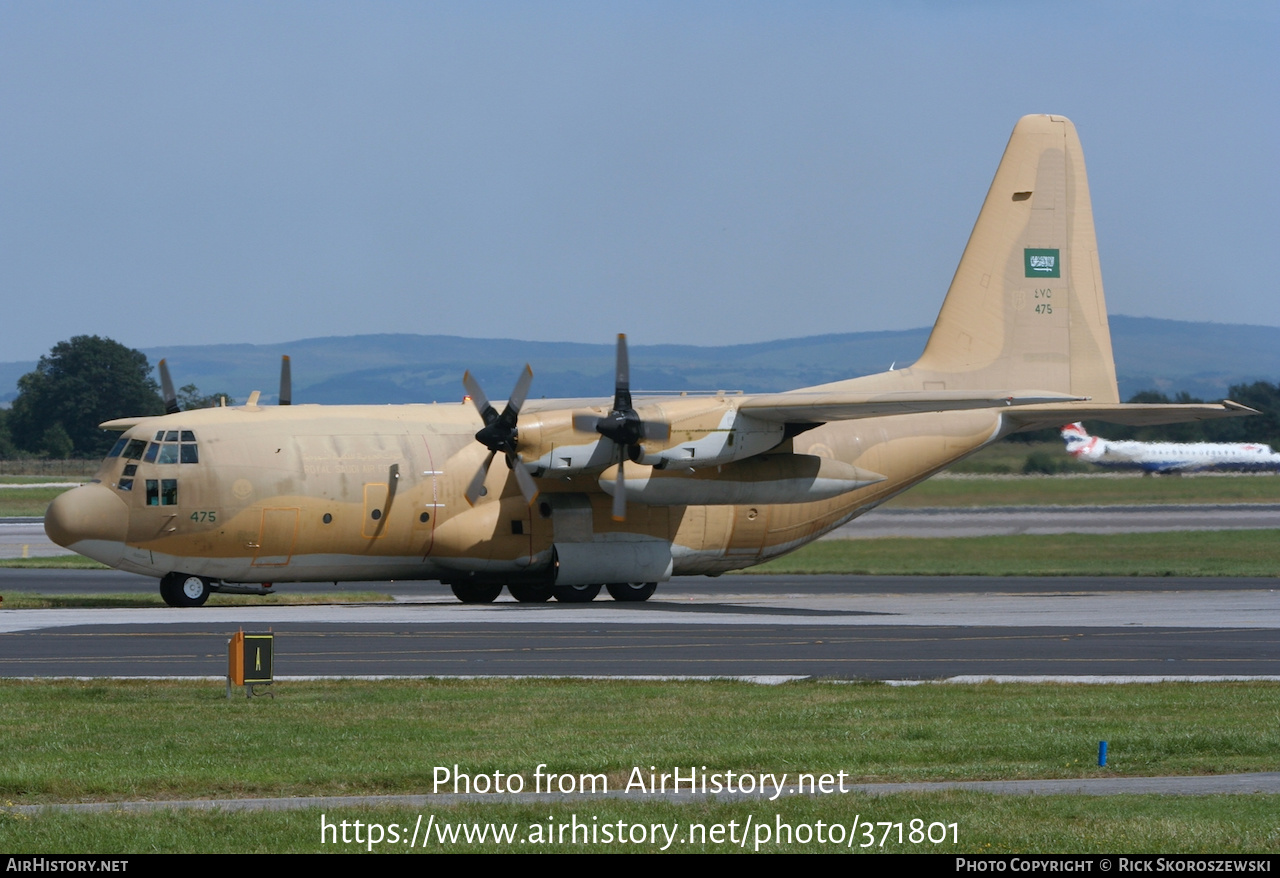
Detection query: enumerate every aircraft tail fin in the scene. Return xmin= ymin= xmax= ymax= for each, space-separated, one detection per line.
xmin=1061 ymin=422 xmax=1091 ymax=456
xmin=911 ymin=115 xmax=1120 ymax=404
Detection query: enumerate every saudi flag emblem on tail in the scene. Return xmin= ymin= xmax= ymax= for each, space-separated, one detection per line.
xmin=1024 ymin=248 xmax=1060 ymax=277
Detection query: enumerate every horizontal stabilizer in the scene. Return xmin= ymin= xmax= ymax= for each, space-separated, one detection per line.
xmin=1004 ymin=400 xmax=1256 ymax=431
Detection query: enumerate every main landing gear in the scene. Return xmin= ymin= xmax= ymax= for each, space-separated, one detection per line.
xmin=605 ymin=581 xmax=658 ymax=602
xmin=450 ymin=582 xmax=504 ymax=604
xmin=159 ymin=572 xmax=212 ymax=608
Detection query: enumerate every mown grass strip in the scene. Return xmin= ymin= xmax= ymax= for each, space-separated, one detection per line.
xmin=0 ymin=555 xmax=110 ymax=570
xmin=754 ymin=530 xmax=1280 ymax=577
xmin=0 ymin=487 xmax=70 ymax=517
xmin=2 ymin=679 xmax=1278 ymax=806
xmin=885 ymin=473 xmax=1280 ymax=508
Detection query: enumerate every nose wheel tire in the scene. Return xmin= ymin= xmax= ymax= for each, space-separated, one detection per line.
xmin=160 ymin=572 xmax=211 ymax=607
xmin=606 ymin=581 xmax=657 ymax=602
xmin=507 ymin=583 xmax=554 ymax=603
xmin=450 ymin=582 xmax=503 ymax=604
xmin=551 ymin=583 xmax=602 ymax=603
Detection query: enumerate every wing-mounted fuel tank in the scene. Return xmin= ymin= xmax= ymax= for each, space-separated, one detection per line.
xmin=519 ymin=397 xmax=786 ymax=476
xmin=597 ymin=453 xmax=885 ymax=506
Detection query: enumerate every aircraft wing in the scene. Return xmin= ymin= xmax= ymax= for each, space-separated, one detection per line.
xmin=1002 ymin=400 xmax=1256 ymax=430
xmin=738 ymin=389 xmax=1087 ymax=424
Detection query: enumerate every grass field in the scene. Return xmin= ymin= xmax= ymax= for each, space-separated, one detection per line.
xmin=3 ymin=679 xmax=1278 ymax=852
xmin=0 ymin=486 xmax=75 ymax=517
xmin=884 ymin=472 xmax=1280 ymax=507
xmin=753 ymin=529 xmax=1280 ymax=577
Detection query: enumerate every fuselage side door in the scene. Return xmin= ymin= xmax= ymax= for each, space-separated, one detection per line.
xmin=252 ymin=507 xmax=299 ymax=566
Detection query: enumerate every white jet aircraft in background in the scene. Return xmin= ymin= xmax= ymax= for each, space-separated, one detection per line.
xmin=1061 ymin=423 xmax=1280 ymax=474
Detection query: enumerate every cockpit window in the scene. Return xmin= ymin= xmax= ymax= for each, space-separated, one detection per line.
xmin=144 ymin=479 xmax=178 ymax=505
xmin=107 ymin=437 xmax=128 ymax=458
xmin=156 ymin=444 xmax=180 ymax=465
xmin=180 ymin=444 xmax=199 ymax=464
xmin=122 ymin=439 xmax=147 ymax=459
xmin=143 ymin=443 xmax=159 ymax=463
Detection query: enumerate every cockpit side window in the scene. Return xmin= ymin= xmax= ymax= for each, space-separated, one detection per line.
xmin=107 ymin=437 xmax=128 ymax=458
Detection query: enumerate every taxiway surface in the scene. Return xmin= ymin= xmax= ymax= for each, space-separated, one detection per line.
xmin=3 ymin=571 xmax=1277 ymax=679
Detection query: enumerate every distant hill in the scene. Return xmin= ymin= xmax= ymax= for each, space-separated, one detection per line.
xmin=2 ymin=316 xmax=1278 ymax=406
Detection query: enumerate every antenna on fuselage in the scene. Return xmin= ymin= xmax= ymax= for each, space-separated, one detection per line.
xmin=158 ymin=359 xmax=181 ymax=414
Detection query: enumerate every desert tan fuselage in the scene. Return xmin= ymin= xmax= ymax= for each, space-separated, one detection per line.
xmin=70 ymin=393 xmax=1000 ymax=585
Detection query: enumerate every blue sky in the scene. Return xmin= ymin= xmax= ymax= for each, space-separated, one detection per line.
xmin=2 ymin=2 xmax=1276 ymax=362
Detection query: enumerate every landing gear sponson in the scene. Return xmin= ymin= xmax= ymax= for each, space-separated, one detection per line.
xmin=447 ymin=582 xmax=657 ymax=604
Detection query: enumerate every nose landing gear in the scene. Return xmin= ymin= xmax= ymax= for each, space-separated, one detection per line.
xmin=159 ymin=572 xmax=212 ymax=607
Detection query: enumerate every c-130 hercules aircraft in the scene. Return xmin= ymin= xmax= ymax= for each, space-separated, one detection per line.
xmin=45 ymin=115 xmax=1250 ymax=607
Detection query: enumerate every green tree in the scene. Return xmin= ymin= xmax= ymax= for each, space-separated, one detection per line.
xmin=8 ymin=336 xmax=164 ymax=458
xmin=0 ymin=408 xmax=18 ymax=459
xmin=177 ymin=384 xmax=236 ymax=410
xmin=40 ymin=423 xmax=74 ymax=459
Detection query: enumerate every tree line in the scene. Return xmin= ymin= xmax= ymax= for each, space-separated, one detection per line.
xmin=0 ymin=336 xmax=231 ymax=459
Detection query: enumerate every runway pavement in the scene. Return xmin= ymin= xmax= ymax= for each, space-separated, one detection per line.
xmin=3 ymin=571 xmax=1278 ymax=679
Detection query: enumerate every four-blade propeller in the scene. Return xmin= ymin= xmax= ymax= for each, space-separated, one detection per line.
xmin=462 ymin=364 xmax=540 ymax=506
xmin=572 ymin=334 xmax=670 ymax=521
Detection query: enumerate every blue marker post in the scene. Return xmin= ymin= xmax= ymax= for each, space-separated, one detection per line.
xmin=1098 ymin=741 xmax=1108 ymax=766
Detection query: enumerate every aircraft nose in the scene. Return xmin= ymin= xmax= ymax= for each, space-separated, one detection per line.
xmin=44 ymin=483 xmax=129 ymax=561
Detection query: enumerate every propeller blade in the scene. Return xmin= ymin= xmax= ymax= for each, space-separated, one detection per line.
xmin=279 ymin=355 xmax=292 ymax=406
xmin=511 ymin=458 xmax=540 ymax=505
xmin=612 ymin=459 xmax=627 ymax=521
xmin=462 ymin=366 xmax=540 ymax=505
xmin=465 ymin=450 xmax=497 ymax=505
xmin=613 ymin=333 xmax=632 ymax=412
xmin=463 ymin=371 xmax=498 ymax=425
xmin=507 ymin=364 xmax=533 ymax=418
xmin=158 ymin=359 xmax=180 ymax=414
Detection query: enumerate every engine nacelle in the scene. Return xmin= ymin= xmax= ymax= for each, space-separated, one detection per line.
xmin=518 ymin=398 xmax=785 ymax=476
xmin=598 ymin=454 xmax=884 ymax=506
